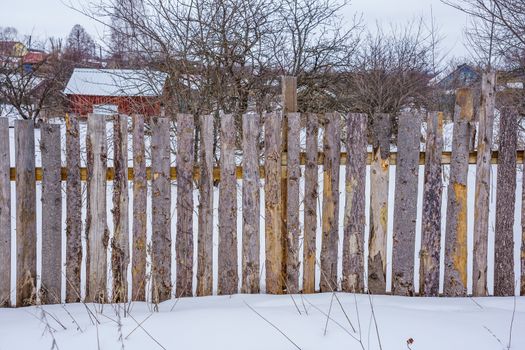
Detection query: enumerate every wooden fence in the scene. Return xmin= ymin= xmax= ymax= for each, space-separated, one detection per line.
xmin=1 ymin=76 xmax=525 ymax=307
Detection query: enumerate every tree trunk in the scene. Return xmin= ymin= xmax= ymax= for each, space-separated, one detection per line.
xmin=391 ymin=112 xmax=421 ymax=296
xmin=419 ymin=112 xmax=444 ymax=296
xmin=472 ymin=71 xmax=496 ymax=296
xmin=0 ymin=118 xmax=11 ymax=307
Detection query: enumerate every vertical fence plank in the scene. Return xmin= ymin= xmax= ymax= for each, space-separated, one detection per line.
xmin=419 ymin=112 xmax=444 ymax=296
xmin=132 ymin=114 xmax=147 ymax=301
xmin=176 ymin=113 xmax=194 ymax=297
xmin=494 ymin=106 xmax=517 ymax=296
xmin=444 ymin=89 xmax=473 ymax=296
xmin=242 ymin=112 xmax=261 ymax=294
xmin=112 ymin=115 xmax=129 ymax=302
xmin=368 ymin=113 xmax=391 ymax=294
xmin=392 ymin=112 xmax=421 ymax=296
xmin=86 ymin=114 xmax=108 ymax=303
xmin=218 ymin=113 xmax=238 ymax=295
xmin=473 ymin=71 xmax=496 ymax=297
xmin=343 ymin=113 xmax=367 ymax=293
xmin=40 ymin=123 xmax=62 ymax=304
xmin=285 ymin=112 xmax=301 ymax=293
xmin=0 ymin=118 xmax=11 ymax=307
xmin=303 ymin=113 xmax=318 ymax=294
xmin=320 ymin=113 xmax=341 ymax=292
xmin=265 ymin=112 xmax=283 ymax=294
xmin=151 ymin=116 xmax=171 ymax=303
xmin=15 ymin=120 xmax=36 ymax=306
xmin=197 ymin=114 xmax=214 ymax=296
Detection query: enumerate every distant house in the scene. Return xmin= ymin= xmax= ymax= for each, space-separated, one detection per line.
xmin=64 ymin=68 xmax=168 ymax=116
xmin=0 ymin=41 xmax=28 ymax=57
xmin=436 ymin=64 xmax=481 ymax=91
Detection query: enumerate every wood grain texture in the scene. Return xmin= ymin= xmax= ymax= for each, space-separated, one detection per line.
xmin=15 ymin=119 xmax=36 ymax=307
xmin=112 ymin=115 xmax=129 ymax=303
xmin=197 ymin=114 xmax=214 ymax=296
xmin=472 ymin=71 xmax=496 ymax=297
xmin=342 ymin=113 xmax=367 ymax=293
xmin=132 ymin=114 xmax=147 ymax=301
xmin=151 ymin=116 xmax=172 ymax=303
xmin=264 ymin=112 xmax=283 ymax=294
xmin=40 ymin=123 xmax=62 ymax=304
xmin=368 ymin=113 xmax=391 ymax=294
xmin=320 ymin=113 xmax=341 ymax=292
xmin=176 ymin=113 xmax=194 ymax=297
xmin=86 ymin=114 xmax=109 ymax=303
xmin=444 ymin=89 xmax=473 ymax=297
xmin=218 ymin=113 xmax=238 ymax=295
xmin=494 ymin=106 xmax=517 ymax=296
xmin=242 ymin=112 xmax=261 ymax=294
xmin=419 ymin=112 xmax=444 ymax=296
xmin=303 ymin=113 xmax=318 ymax=294
xmin=0 ymin=118 xmax=11 ymax=307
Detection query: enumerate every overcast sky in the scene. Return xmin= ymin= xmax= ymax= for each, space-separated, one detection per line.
xmin=1 ymin=0 xmax=470 ymax=58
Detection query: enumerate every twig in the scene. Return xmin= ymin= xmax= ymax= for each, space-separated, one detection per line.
xmin=367 ymin=292 xmax=383 ymax=350
xmin=125 ymin=313 xmax=154 ymax=340
xmin=126 ymin=311 xmax=167 ymax=350
xmin=324 ymin=293 xmax=335 ymax=336
xmin=61 ymin=304 xmax=83 ymax=333
xmin=507 ymin=295 xmax=516 ymax=350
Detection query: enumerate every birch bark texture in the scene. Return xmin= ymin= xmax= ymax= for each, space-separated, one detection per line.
xmin=242 ymin=112 xmax=261 ymax=294
xmin=419 ymin=112 xmax=443 ymax=296
xmin=0 ymin=118 xmax=11 ymax=306
xmin=392 ymin=111 xmax=421 ymax=296
xmin=472 ymin=71 xmax=496 ymax=296
xmin=444 ymin=89 xmax=473 ymax=297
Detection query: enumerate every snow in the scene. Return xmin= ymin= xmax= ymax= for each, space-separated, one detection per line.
xmin=0 ymin=293 xmax=524 ymax=350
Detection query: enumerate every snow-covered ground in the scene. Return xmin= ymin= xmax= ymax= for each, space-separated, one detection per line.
xmin=0 ymin=293 xmax=523 ymax=350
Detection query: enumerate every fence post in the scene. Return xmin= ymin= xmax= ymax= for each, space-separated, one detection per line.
xmin=494 ymin=106 xmax=517 ymax=296
xmin=242 ymin=112 xmax=261 ymax=294
xmin=368 ymin=113 xmax=391 ymax=294
xmin=151 ymin=116 xmax=171 ymax=303
xmin=303 ymin=113 xmax=318 ymax=294
xmin=419 ymin=112 xmax=444 ymax=296
xmin=473 ymin=71 xmax=496 ymax=296
xmin=342 ymin=113 xmax=367 ymax=293
xmin=320 ymin=113 xmax=341 ymax=292
xmin=40 ymin=122 xmax=62 ymax=304
xmin=86 ymin=114 xmax=108 ymax=303
xmin=444 ymin=89 xmax=473 ymax=296
xmin=176 ymin=113 xmax=195 ymax=297
xmin=392 ymin=111 xmax=421 ymax=296
xmin=218 ymin=113 xmax=238 ymax=295
xmin=15 ymin=119 xmax=36 ymax=307
xmin=197 ymin=114 xmax=214 ymax=296
xmin=265 ymin=111 xmax=283 ymax=294
xmin=132 ymin=114 xmax=147 ymax=301
xmin=0 ymin=118 xmax=11 ymax=307
xmin=112 ymin=114 xmax=129 ymax=303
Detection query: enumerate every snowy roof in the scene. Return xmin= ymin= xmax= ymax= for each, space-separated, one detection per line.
xmin=64 ymin=68 xmax=168 ymax=97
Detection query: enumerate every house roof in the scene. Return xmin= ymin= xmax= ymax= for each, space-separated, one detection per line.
xmin=64 ymin=68 xmax=168 ymax=97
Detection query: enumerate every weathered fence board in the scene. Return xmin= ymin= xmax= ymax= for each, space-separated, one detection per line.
xmin=368 ymin=113 xmax=391 ymax=294
xmin=419 ymin=112 xmax=444 ymax=296
xmin=342 ymin=113 xmax=367 ymax=293
xmin=197 ymin=114 xmax=214 ymax=296
xmin=112 ymin=115 xmax=129 ymax=303
xmin=0 ymin=118 xmax=11 ymax=307
xmin=285 ymin=112 xmax=301 ymax=293
xmin=242 ymin=112 xmax=261 ymax=294
xmin=303 ymin=113 xmax=318 ymax=294
xmin=494 ymin=106 xmax=517 ymax=296
xmin=176 ymin=114 xmax=194 ymax=297
xmin=473 ymin=71 xmax=496 ymax=297
xmin=151 ymin=116 xmax=171 ymax=303
xmin=132 ymin=114 xmax=147 ymax=301
xmin=320 ymin=113 xmax=341 ymax=292
xmin=444 ymin=89 xmax=473 ymax=296
xmin=392 ymin=112 xmax=421 ymax=296
xmin=15 ymin=120 xmax=36 ymax=307
xmin=86 ymin=114 xmax=109 ymax=303
xmin=218 ymin=113 xmax=238 ymax=295
xmin=40 ymin=123 xmax=62 ymax=304
xmin=265 ymin=112 xmax=283 ymax=294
